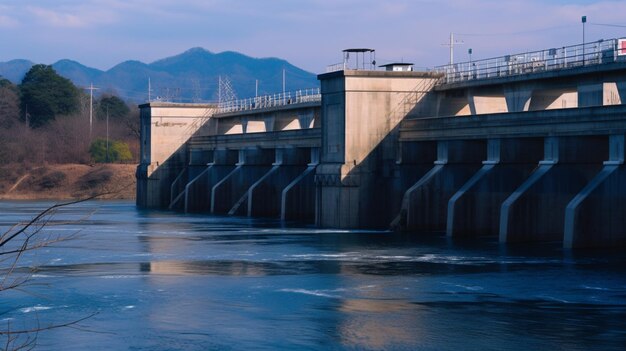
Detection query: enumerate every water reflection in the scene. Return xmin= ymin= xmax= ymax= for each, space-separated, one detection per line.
xmin=337 ymin=299 xmax=426 ymax=349
xmin=143 ymin=260 xmax=273 ymax=276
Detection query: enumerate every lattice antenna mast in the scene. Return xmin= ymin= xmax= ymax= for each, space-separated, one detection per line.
xmin=218 ymin=75 xmax=237 ymax=105
xmin=191 ymin=78 xmax=202 ymax=103
xmin=148 ymin=77 xmax=152 ymax=102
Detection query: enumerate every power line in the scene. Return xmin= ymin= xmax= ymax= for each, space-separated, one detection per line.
xmin=589 ymin=22 xmax=626 ymax=28
xmin=457 ymin=24 xmax=576 ymax=37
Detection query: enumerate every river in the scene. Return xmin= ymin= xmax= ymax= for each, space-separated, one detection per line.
xmin=1 ymin=200 xmax=625 ymax=350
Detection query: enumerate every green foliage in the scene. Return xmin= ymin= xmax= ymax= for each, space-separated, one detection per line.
xmin=0 ymin=76 xmax=15 ymax=88
xmin=19 ymin=64 xmax=81 ymax=128
xmin=97 ymin=95 xmax=130 ymax=120
xmin=89 ymin=138 xmax=133 ymax=163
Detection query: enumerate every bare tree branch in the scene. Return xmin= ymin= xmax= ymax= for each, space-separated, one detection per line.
xmin=0 ymin=313 xmax=98 ymax=336
xmin=1 ymin=189 xmax=125 ymax=350
xmin=0 ymin=193 xmax=110 ymax=250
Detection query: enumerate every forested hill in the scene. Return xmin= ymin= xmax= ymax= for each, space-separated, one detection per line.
xmin=0 ymin=48 xmax=319 ymax=102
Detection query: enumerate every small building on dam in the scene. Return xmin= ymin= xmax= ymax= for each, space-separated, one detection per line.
xmin=137 ymin=39 xmax=626 ymax=249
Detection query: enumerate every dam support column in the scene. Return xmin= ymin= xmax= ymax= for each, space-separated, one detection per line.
xmin=446 ymin=138 xmax=543 ymax=238
xmin=504 ymin=84 xmax=533 ymax=112
xmin=169 ymin=149 xmax=212 ymax=210
xmin=183 ymin=149 xmax=238 ymax=213
xmin=211 ymin=148 xmax=273 ymax=214
xmin=399 ymin=140 xmax=485 ymax=232
xmin=500 ymin=136 xmax=606 ymax=244
xmin=564 ymin=135 xmax=626 ymax=248
xmin=389 ymin=141 xmax=438 ymax=228
xmin=246 ymin=147 xmax=311 ymax=218
xmin=281 ymin=148 xmax=319 ymax=223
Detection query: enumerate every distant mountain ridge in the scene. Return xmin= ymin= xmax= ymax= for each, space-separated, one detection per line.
xmin=0 ymin=48 xmax=319 ymax=102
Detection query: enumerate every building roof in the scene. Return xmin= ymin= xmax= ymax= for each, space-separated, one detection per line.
xmin=379 ymin=63 xmax=414 ymax=67
xmin=342 ymin=48 xmax=375 ymax=53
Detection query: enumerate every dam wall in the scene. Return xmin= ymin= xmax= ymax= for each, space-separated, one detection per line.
xmin=138 ymin=38 xmax=626 ymax=248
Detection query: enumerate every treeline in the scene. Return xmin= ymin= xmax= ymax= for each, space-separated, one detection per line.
xmin=0 ymin=64 xmax=139 ymax=165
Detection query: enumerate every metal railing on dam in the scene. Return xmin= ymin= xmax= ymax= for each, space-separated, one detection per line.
xmin=217 ymin=88 xmax=321 ymax=114
xmin=434 ymin=38 xmax=626 ymax=84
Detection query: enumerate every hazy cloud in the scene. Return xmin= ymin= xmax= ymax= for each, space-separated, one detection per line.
xmin=0 ymin=15 xmax=18 ymax=28
xmin=1 ymin=0 xmax=625 ymax=73
xmin=27 ymin=6 xmax=89 ymax=28
xmin=0 ymin=5 xmax=19 ymax=27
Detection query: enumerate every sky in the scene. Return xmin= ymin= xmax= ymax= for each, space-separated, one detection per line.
xmin=1 ymin=0 xmax=626 ymax=73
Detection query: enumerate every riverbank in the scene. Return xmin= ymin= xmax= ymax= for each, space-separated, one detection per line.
xmin=0 ymin=163 xmax=136 ymax=200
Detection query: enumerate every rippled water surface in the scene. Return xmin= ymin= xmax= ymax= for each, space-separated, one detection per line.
xmin=1 ymin=201 xmax=626 ymax=350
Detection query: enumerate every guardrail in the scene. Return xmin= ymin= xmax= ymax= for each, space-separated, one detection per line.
xmin=326 ymin=62 xmax=346 ymax=73
xmin=434 ymin=38 xmax=626 ymax=84
xmin=217 ymin=88 xmax=321 ymax=114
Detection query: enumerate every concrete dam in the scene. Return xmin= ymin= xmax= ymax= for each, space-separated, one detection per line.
xmin=137 ymin=38 xmax=626 ymax=248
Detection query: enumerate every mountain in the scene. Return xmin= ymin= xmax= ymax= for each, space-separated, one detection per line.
xmin=0 ymin=48 xmax=319 ymax=102
xmin=0 ymin=59 xmax=35 ymax=83
xmin=53 ymin=59 xmax=103 ymax=87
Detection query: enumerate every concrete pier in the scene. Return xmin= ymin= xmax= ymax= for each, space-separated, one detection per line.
xmin=211 ymin=148 xmax=274 ymax=214
xmin=246 ymin=148 xmax=315 ymax=219
xmin=564 ymin=135 xmax=626 ymax=248
xmin=446 ymin=138 xmax=543 ymax=238
xmin=281 ymin=165 xmax=317 ymax=222
xmin=316 ymin=69 xmax=442 ymax=228
xmin=400 ymin=140 xmax=484 ymax=232
xmin=137 ymin=102 xmax=216 ymax=208
xmin=499 ymin=136 xmax=606 ymax=243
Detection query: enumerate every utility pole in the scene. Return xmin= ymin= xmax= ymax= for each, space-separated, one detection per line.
xmin=148 ymin=77 xmax=152 ymax=102
xmin=106 ymin=105 xmax=109 ymax=163
xmin=87 ymin=83 xmax=99 ymax=140
xmin=255 ymin=79 xmax=258 ymax=98
xmin=582 ymin=16 xmax=587 ymax=65
xmin=442 ymin=32 xmax=464 ymax=65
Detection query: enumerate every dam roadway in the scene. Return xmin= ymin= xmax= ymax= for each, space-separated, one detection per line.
xmin=137 ymin=38 xmax=626 ymax=248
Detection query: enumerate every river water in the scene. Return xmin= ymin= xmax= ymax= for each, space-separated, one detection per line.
xmin=1 ymin=200 xmax=625 ymax=350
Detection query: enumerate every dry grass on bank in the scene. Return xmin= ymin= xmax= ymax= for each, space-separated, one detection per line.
xmin=0 ymin=163 xmax=137 ymax=200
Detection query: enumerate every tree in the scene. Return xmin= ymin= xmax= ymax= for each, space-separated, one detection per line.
xmin=96 ymin=94 xmax=140 ymax=140
xmin=96 ymin=95 xmax=130 ymax=120
xmin=19 ymin=65 xmax=81 ymax=128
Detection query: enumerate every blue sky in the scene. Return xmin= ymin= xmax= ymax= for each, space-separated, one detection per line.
xmin=1 ymin=0 xmax=625 ymax=73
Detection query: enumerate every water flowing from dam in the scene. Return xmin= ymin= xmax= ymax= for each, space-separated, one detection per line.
xmin=1 ymin=201 xmax=625 ymax=350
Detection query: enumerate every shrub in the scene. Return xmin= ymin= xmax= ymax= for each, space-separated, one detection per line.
xmin=89 ymin=138 xmax=133 ymax=163
xmin=77 ymin=168 xmax=113 ymax=190
xmin=39 ymin=171 xmax=66 ymax=189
